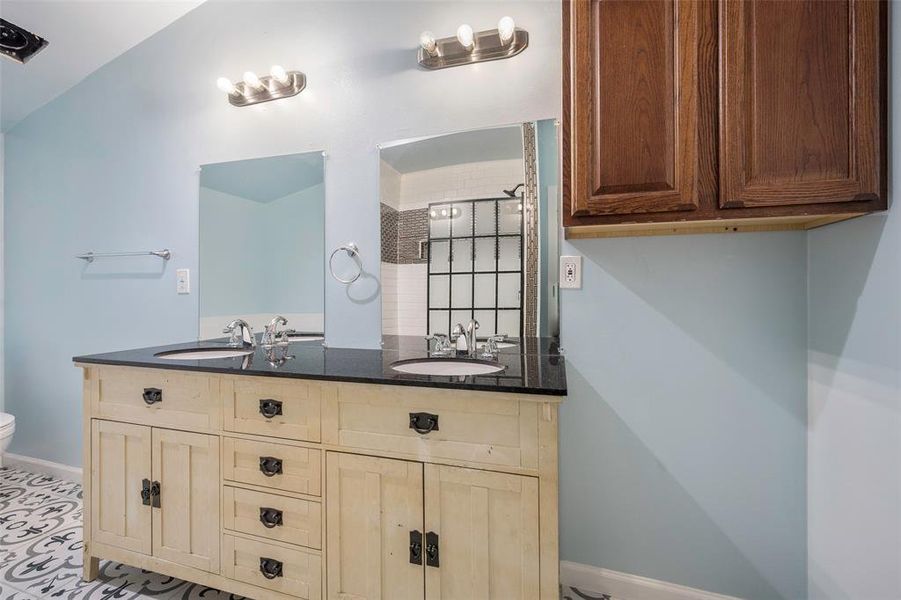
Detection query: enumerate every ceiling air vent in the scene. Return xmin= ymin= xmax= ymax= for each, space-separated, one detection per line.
xmin=0 ymin=18 xmax=49 ymax=64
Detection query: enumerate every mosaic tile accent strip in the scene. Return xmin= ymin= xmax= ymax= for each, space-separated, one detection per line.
xmin=521 ymin=121 xmax=539 ymax=338
xmin=380 ymin=203 xmax=399 ymax=263
xmin=397 ymin=208 xmax=429 ymax=264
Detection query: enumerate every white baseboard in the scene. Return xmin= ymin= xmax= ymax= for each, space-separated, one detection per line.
xmin=1 ymin=453 xmax=82 ymax=484
xmin=561 ymin=562 xmax=740 ymax=600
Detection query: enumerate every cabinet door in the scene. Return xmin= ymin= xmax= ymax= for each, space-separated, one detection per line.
xmin=326 ymin=452 xmax=424 ymax=600
xmin=720 ymin=0 xmax=885 ymax=208
xmin=151 ymin=428 xmax=220 ymax=573
xmin=424 ymin=465 xmax=539 ymax=600
xmin=568 ymin=0 xmax=708 ymax=217
xmin=91 ymin=420 xmax=151 ymax=555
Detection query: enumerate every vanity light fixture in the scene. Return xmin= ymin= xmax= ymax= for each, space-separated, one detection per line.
xmin=216 ymin=66 xmax=307 ymax=107
xmin=417 ymin=16 xmax=528 ymax=70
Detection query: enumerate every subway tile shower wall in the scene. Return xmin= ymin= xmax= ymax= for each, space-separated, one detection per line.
xmin=381 ymin=159 xmax=524 ymax=337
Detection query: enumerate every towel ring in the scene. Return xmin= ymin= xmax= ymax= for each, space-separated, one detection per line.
xmin=329 ymin=242 xmax=362 ymax=284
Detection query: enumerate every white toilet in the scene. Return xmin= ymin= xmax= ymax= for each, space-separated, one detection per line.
xmin=0 ymin=413 xmax=15 ymax=456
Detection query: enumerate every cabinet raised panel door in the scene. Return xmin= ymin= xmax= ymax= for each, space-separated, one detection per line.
xmin=720 ymin=0 xmax=884 ymax=208
xmin=569 ymin=0 xmax=709 ymax=217
xmin=91 ymin=420 xmax=152 ymax=555
xmin=423 ymin=465 xmax=540 ymax=600
xmin=326 ymin=452 xmax=425 ymax=600
xmin=151 ymin=429 xmax=221 ymax=573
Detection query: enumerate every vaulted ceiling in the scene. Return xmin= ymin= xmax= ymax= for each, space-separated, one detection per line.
xmin=0 ymin=0 xmax=204 ymax=131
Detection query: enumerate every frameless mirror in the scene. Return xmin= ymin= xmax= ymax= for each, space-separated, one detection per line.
xmin=379 ymin=120 xmax=559 ymax=342
xmin=199 ymin=151 xmax=325 ymax=340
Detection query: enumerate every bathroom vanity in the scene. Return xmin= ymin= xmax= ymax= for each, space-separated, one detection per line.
xmin=74 ymin=337 xmax=565 ymax=600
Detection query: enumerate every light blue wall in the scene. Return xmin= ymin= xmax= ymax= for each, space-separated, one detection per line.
xmin=559 ymin=233 xmax=808 ymax=599
xmin=199 ymin=184 xmax=325 ymax=318
xmin=806 ymin=8 xmax=900 ymax=598
xmin=3 ymin=1 xmax=808 ymax=598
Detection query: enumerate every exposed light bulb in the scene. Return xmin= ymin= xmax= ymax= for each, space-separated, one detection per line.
xmin=243 ymin=71 xmax=263 ymax=92
xmin=441 ymin=208 xmax=448 ymax=217
xmin=456 ymin=24 xmax=474 ymax=51
xmin=517 ymin=202 xmax=523 ymax=211
xmin=498 ymin=16 xmax=515 ymax=44
xmin=430 ymin=210 xmax=437 ymax=218
xmin=419 ymin=31 xmax=438 ymax=56
xmin=216 ymin=77 xmax=236 ymax=95
xmin=270 ymin=65 xmax=289 ymax=84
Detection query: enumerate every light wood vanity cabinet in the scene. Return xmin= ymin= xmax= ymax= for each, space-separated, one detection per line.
xmin=563 ymin=0 xmax=888 ymax=238
xmin=80 ymin=366 xmax=562 ymax=600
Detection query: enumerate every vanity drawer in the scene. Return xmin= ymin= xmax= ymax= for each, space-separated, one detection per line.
xmin=222 ymin=533 xmax=321 ymax=600
xmin=91 ymin=366 xmax=219 ymax=431
xmin=323 ymin=384 xmax=539 ymax=470
xmin=223 ymin=485 xmax=321 ymax=549
xmin=222 ymin=376 xmax=321 ymax=442
xmin=222 ymin=437 xmax=321 ymax=496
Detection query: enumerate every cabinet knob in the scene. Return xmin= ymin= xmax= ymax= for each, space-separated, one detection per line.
xmin=409 ymin=412 xmax=439 ymax=435
xmin=259 ymin=456 xmax=283 ymax=477
xmin=259 ymin=507 xmax=284 ymax=528
xmin=142 ymin=387 xmax=162 ymax=405
xmin=259 ymin=557 xmax=283 ymax=579
xmin=259 ymin=398 xmax=283 ymax=419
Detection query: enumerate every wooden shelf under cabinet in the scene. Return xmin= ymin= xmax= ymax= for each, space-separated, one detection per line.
xmin=562 ymin=0 xmax=888 ymax=238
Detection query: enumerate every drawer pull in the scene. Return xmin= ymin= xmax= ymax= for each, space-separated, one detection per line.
xmin=259 ymin=507 xmax=284 ymax=528
xmin=425 ymin=531 xmax=440 ymax=567
xmin=409 ymin=530 xmax=423 ymax=565
xmin=142 ymin=387 xmax=162 ymax=405
xmin=259 ymin=399 xmax=283 ymax=419
xmin=409 ymin=412 xmax=439 ymax=435
xmin=259 ymin=456 xmax=283 ymax=477
xmin=259 ymin=557 xmax=284 ymax=579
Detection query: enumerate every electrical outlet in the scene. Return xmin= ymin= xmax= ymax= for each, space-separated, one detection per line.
xmin=560 ymin=255 xmax=582 ymax=289
xmin=176 ymin=268 xmax=190 ymax=294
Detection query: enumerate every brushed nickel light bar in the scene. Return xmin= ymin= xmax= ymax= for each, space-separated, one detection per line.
xmin=418 ymin=17 xmax=528 ymax=70
xmin=216 ymin=66 xmax=306 ymax=107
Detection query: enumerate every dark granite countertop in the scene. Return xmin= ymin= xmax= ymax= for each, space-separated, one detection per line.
xmin=73 ymin=335 xmax=566 ymax=397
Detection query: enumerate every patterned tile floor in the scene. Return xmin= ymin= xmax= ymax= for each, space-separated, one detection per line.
xmin=0 ymin=466 xmax=607 ymax=600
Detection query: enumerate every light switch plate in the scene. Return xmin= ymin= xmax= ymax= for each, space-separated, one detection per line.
xmin=176 ymin=268 xmax=190 ymax=294
xmin=560 ymin=255 xmax=582 ymax=289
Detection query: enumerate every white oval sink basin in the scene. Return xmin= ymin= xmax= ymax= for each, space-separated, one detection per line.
xmin=391 ymin=358 xmax=505 ymax=376
xmin=155 ymin=348 xmax=254 ymax=360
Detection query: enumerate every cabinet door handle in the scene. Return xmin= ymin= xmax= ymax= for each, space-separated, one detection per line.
xmin=425 ymin=531 xmax=440 ymax=567
xmin=259 ymin=557 xmax=283 ymax=579
xmin=409 ymin=530 xmax=423 ymax=565
xmin=409 ymin=412 xmax=439 ymax=435
xmin=259 ymin=507 xmax=284 ymax=528
xmin=140 ymin=478 xmax=152 ymax=506
xmin=259 ymin=399 xmax=283 ymax=419
xmin=142 ymin=387 xmax=162 ymax=405
xmin=149 ymin=480 xmax=161 ymax=508
xmin=259 ymin=456 xmax=283 ymax=477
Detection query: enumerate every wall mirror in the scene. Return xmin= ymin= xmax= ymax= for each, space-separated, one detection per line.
xmin=379 ymin=119 xmax=559 ymax=343
xmin=199 ymin=151 xmax=325 ymax=340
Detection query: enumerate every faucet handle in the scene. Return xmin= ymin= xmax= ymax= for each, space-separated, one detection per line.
xmin=481 ymin=335 xmax=506 ymax=358
xmin=425 ymin=333 xmax=451 ymax=354
xmin=223 ymin=319 xmax=255 ymax=348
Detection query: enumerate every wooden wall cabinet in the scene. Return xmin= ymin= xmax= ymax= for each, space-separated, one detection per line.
xmin=80 ymin=367 xmax=562 ymax=600
xmin=563 ymin=0 xmax=888 ymax=238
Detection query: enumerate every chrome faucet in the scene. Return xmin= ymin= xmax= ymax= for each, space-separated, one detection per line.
xmin=425 ymin=333 xmax=453 ymax=356
xmin=261 ymin=315 xmax=289 ymax=347
xmin=451 ymin=319 xmax=480 ymax=357
xmin=223 ymin=319 xmax=256 ymax=348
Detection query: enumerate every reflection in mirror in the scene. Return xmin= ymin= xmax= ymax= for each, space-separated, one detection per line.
xmin=199 ymin=151 xmax=325 ymax=340
xmin=379 ymin=120 xmax=559 ymax=342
